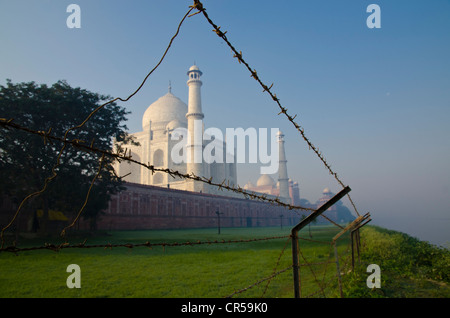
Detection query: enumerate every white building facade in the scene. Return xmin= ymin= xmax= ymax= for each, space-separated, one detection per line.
xmin=114 ymin=65 xmax=237 ymax=194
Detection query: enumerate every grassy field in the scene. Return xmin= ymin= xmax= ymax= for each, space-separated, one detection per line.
xmin=1 ymin=225 xmax=448 ymax=298
xmin=0 ymin=226 xmax=347 ymax=298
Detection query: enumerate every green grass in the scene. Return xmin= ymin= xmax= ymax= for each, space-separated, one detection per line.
xmin=1 ymin=225 xmax=448 ymax=298
xmin=0 ymin=226 xmax=346 ymax=298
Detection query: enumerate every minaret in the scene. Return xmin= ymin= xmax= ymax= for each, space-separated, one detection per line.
xmin=186 ymin=65 xmax=205 ymax=192
xmin=277 ymin=130 xmax=290 ymax=204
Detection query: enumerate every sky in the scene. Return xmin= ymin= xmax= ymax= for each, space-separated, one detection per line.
xmin=1 ymin=0 xmax=449 ymax=246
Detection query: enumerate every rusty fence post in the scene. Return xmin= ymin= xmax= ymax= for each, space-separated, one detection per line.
xmin=330 ymin=213 xmax=371 ymax=297
xmin=351 ymin=230 xmax=355 ymax=271
xmin=291 ymin=186 xmax=351 ymax=298
xmin=351 ymin=218 xmax=372 ymax=265
xmin=333 ymin=242 xmax=344 ymax=298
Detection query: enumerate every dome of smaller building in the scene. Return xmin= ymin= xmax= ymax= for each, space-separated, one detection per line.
xmin=256 ymin=174 xmax=275 ymax=187
xmin=323 ymin=188 xmax=331 ymax=194
xmin=243 ymin=181 xmax=255 ymax=190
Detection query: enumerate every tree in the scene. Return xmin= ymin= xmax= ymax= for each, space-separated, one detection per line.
xmin=0 ymin=80 xmax=134 ymax=234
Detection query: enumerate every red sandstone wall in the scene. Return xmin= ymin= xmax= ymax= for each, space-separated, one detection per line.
xmin=79 ymin=182 xmax=303 ymax=231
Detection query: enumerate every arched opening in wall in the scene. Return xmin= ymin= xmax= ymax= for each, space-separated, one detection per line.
xmin=153 ymin=172 xmax=164 ymax=185
xmin=153 ymin=149 xmax=164 ymax=167
xmin=120 ymin=152 xmax=141 ymax=184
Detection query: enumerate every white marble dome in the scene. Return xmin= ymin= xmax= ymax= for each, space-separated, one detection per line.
xmin=142 ymin=92 xmax=188 ymax=130
xmin=256 ymin=174 xmax=275 ymax=187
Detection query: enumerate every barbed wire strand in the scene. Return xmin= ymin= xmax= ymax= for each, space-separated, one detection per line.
xmin=60 ymin=153 xmax=106 ymax=239
xmin=0 ymin=119 xmax=317 ymax=216
xmin=191 ymin=0 xmax=360 ymax=217
xmin=261 ymin=235 xmax=291 ymax=297
xmin=297 ymin=242 xmax=327 ymax=297
xmin=225 ymin=266 xmax=292 ymax=298
xmin=318 ymin=243 xmax=336 ymax=297
xmin=0 ymin=235 xmax=289 ymax=254
xmin=301 ymin=238 xmax=353 ymax=298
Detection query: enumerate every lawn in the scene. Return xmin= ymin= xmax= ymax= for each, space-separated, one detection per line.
xmin=5 ymin=225 xmax=446 ymax=298
xmin=0 ymin=226 xmax=347 ymax=298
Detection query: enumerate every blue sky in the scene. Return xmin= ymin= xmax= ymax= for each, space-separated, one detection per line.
xmin=1 ymin=0 xmax=449 ymax=245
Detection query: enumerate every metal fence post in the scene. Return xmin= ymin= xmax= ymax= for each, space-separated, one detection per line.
xmin=351 ymin=218 xmax=372 ymax=264
xmin=290 ymin=186 xmax=351 ymax=298
xmin=333 ymin=242 xmax=344 ymax=298
xmin=351 ymin=230 xmax=355 ymax=271
xmin=330 ymin=213 xmax=371 ymax=297
xmin=291 ymin=230 xmax=301 ymax=298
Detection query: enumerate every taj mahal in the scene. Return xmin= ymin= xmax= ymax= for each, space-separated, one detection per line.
xmin=114 ymin=65 xmax=300 ymax=205
xmin=0 ymin=65 xmax=357 ymax=233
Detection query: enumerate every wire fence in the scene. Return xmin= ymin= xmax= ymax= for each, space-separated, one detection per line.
xmin=0 ymin=0 xmax=370 ymax=298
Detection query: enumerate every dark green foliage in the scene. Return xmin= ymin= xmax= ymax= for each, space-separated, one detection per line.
xmin=340 ymin=226 xmax=450 ymax=298
xmin=0 ymin=80 xmax=133 ymax=232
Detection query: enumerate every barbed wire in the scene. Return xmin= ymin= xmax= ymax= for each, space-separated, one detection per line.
xmin=303 ymin=274 xmax=337 ymax=298
xmin=225 ymin=266 xmax=292 ymax=298
xmin=0 ymin=1 xmax=366 ymax=299
xmin=0 ymin=119 xmax=316 ymax=211
xmin=298 ymin=241 xmax=329 ymax=297
xmin=297 ymin=236 xmax=332 ymax=245
xmin=261 ymin=235 xmax=291 ymax=297
xmin=1 ymin=0 xmax=358 ymax=243
xmin=60 ymin=153 xmax=106 ymax=238
xmin=0 ymin=116 xmax=360 ymax=297
xmin=0 ymin=118 xmax=317 ymax=227
xmin=224 ymin=233 xmax=353 ymax=298
xmin=300 ymin=234 xmax=354 ymax=298
xmin=190 ymin=0 xmax=360 ymax=217
xmin=0 ymin=234 xmax=290 ymax=254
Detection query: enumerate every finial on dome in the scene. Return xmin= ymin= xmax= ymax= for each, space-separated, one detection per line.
xmin=168 ymin=80 xmax=172 ymax=93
